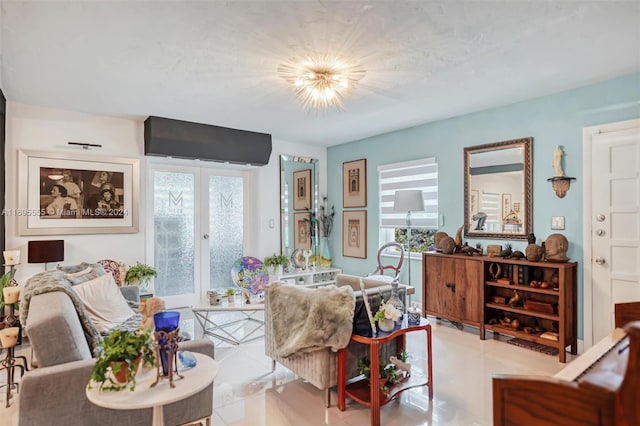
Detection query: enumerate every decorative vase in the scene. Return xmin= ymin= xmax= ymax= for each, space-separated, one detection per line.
xmin=378 ymin=319 xmax=395 ymax=332
xmin=111 ymin=354 xmax=142 ymax=384
xmin=227 ymin=294 xmax=235 ymax=304
xmin=321 ymin=237 xmax=332 ymax=264
xmin=154 ymin=311 xmax=180 ymax=375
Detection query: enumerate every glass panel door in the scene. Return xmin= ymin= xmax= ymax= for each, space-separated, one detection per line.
xmin=152 ymin=170 xmax=197 ymax=308
xmin=150 ymin=166 xmax=246 ymax=308
xmin=204 ymin=173 xmax=244 ymax=291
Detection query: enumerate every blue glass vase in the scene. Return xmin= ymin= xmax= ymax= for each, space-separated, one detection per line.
xmin=154 ymin=311 xmax=180 ymax=375
xmin=322 ymin=237 xmax=332 ymax=262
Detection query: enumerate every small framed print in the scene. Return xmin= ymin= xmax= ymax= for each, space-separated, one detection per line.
xmin=502 ymin=193 xmax=512 ymax=219
xmin=293 ymin=169 xmax=312 ymax=210
xmin=293 ymin=212 xmax=311 ymax=250
xmin=343 ymin=210 xmax=367 ymax=259
xmin=343 ymin=159 xmax=367 ymax=208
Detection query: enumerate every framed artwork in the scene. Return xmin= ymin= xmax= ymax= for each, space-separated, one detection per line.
xmin=343 ymin=159 xmax=367 ymax=208
xmin=293 ymin=169 xmax=312 ymax=210
xmin=18 ymin=150 xmax=139 ymax=235
xmin=342 ymin=210 xmax=367 ymax=259
xmin=293 ymin=212 xmax=311 ymax=250
xmin=502 ymin=193 xmax=512 ymax=219
xmin=470 ymin=190 xmax=479 ymax=216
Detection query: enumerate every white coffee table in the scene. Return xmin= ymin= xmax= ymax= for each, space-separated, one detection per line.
xmin=193 ymin=301 xmax=265 ymax=345
xmin=86 ymin=352 xmax=217 ymax=426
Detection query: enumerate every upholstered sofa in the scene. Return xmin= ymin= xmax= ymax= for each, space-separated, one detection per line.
xmin=265 ymin=274 xmax=412 ymax=407
xmin=18 ymin=270 xmax=215 ymax=426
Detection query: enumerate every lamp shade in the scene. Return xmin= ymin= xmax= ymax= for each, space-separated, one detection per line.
xmin=28 ymin=240 xmax=65 ymax=263
xmin=393 ymin=190 xmax=425 ymax=212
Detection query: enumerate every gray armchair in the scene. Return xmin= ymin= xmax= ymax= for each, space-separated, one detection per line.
xmin=20 ymin=285 xmax=214 ymax=426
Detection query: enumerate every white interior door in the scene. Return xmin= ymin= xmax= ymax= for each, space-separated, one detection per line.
xmin=588 ymin=120 xmax=640 ymax=344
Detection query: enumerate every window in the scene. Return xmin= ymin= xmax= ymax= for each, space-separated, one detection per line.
xmin=378 ymin=158 xmax=438 ymax=255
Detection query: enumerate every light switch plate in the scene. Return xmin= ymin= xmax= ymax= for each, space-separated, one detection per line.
xmin=551 ymin=216 xmax=565 ymax=230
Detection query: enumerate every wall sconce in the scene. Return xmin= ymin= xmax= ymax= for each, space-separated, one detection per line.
xmin=547 ymin=145 xmax=576 ymax=198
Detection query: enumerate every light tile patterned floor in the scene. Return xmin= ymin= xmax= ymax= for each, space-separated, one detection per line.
xmin=0 ymin=310 xmax=569 ymax=426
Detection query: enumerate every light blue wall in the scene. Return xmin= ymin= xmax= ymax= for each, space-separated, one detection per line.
xmin=327 ymin=72 xmax=640 ymax=337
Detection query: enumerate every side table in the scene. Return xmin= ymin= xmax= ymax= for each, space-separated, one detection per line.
xmin=337 ymin=318 xmax=433 ymax=426
xmin=86 ymin=352 xmax=217 ymax=426
xmin=192 ymin=301 xmax=265 ymax=345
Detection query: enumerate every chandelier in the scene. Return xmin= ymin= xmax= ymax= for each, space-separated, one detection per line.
xmin=278 ymin=54 xmax=366 ymax=110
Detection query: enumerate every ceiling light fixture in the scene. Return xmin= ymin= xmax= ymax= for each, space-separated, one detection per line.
xmin=278 ymin=54 xmax=365 ymax=110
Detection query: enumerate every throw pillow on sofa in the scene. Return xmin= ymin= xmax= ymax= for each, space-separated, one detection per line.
xmin=72 ymin=273 xmax=136 ymax=333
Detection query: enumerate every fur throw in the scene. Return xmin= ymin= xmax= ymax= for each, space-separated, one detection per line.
xmin=268 ymin=282 xmax=355 ymax=358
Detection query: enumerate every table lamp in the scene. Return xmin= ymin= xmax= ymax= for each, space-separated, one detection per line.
xmin=393 ymin=190 xmax=425 ymax=287
xmin=28 ymin=240 xmax=64 ymax=271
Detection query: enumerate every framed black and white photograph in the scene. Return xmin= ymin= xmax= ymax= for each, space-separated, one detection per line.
xmin=18 ymin=150 xmax=139 ymax=235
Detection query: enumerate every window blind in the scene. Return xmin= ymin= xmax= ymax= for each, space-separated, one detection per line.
xmin=378 ymin=157 xmax=438 ymax=229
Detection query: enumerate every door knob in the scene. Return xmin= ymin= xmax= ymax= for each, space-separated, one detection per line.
xmin=595 ymin=258 xmax=606 ymax=265
xmin=596 ymin=229 xmax=606 ymax=237
xmin=596 ymin=214 xmax=605 ymax=222
xmin=203 ymin=234 xmax=209 ymax=240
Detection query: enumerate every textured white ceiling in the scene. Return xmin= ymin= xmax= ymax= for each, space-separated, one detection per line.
xmin=1 ymin=1 xmax=639 ymax=146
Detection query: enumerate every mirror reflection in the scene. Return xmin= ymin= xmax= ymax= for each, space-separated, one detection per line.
xmin=464 ymin=137 xmax=532 ymax=239
xmin=280 ymin=154 xmax=318 ymax=256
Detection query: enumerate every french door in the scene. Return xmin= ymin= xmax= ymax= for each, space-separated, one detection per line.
xmin=149 ymin=164 xmax=246 ymax=308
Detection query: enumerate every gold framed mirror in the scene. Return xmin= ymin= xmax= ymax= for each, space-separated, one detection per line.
xmin=464 ymin=137 xmax=533 ymax=240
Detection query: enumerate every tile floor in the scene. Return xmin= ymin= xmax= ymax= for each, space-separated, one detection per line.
xmin=0 ymin=310 xmax=570 ymax=426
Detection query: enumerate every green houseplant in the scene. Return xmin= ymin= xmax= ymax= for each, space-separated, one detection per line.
xmin=263 ymin=254 xmax=289 ymax=275
xmin=90 ymin=328 xmax=156 ymax=392
xmin=0 ymin=270 xmax=14 ymax=317
xmin=124 ymin=262 xmax=158 ymax=288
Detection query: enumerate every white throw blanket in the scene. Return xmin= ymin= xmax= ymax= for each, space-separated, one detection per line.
xmin=268 ymin=282 xmax=355 ymax=358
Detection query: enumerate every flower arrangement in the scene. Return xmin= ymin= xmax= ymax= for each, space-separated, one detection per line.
xmin=372 ymin=302 xmax=402 ymax=323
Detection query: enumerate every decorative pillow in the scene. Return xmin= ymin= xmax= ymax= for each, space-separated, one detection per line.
xmin=72 ymin=273 xmax=136 ymax=333
xmin=97 ymin=259 xmax=126 ymax=286
xmin=65 ymin=265 xmax=106 ymax=285
xmin=57 ymin=262 xmax=93 ymax=274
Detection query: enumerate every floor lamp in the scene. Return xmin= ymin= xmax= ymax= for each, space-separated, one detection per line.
xmin=393 ymin=190 xmax=425 ymax=287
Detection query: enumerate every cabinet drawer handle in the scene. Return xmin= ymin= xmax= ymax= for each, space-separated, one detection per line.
xmin=445 ymin=283 xmax=456 ymax=292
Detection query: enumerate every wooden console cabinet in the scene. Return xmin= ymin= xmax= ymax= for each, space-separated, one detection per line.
xmin=422 ymin=252 xmax=577 ymax=362
xmin=422 ymin=253 xmax=483 ymax=326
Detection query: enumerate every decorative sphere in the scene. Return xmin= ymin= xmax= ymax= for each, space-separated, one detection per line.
xmin=230 ymin=256 xmax=269 ymax=295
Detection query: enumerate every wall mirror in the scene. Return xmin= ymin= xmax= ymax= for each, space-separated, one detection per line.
xmin=464 ymin=137 xmax=533 ymax=240
xmin=280 ymin=154 xmax=318 ymax=256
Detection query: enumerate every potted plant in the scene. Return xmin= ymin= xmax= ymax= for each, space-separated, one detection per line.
xmin=125 ymin=262 xmax=158 ymax=290
xmin=357 ymin=356 xmax=401 ymax=397
xmin=225 ymin=288 xmax=236 ymax=303
xmin=90 ymin=328 xmax=156 ymax=392
xmin=263 ymin=254 xmax=289 ymax=276
xmin=373 ymin=303 xmax=402 ymax=332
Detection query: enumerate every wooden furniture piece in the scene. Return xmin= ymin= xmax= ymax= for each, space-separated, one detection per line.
xmin=87 ymin=352 xmax=217 ymax=426
xmin=481 ymin=257 xmax=577 ymax=362
xmin=615 ymin=301 xmax=640 ymax=328
xmin=422 ymin=252 xmax=483 ymax=327
xmin=493 ymin=320 xmax=640 ymax=426
xmin=422 ymin=252 xmax=577 ymax=362
xmin=337 ymin=318 xmax=433 ymax=426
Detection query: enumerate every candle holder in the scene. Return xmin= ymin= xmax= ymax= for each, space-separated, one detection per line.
xmin=151 ymin=328 xmax=183 ymax=388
